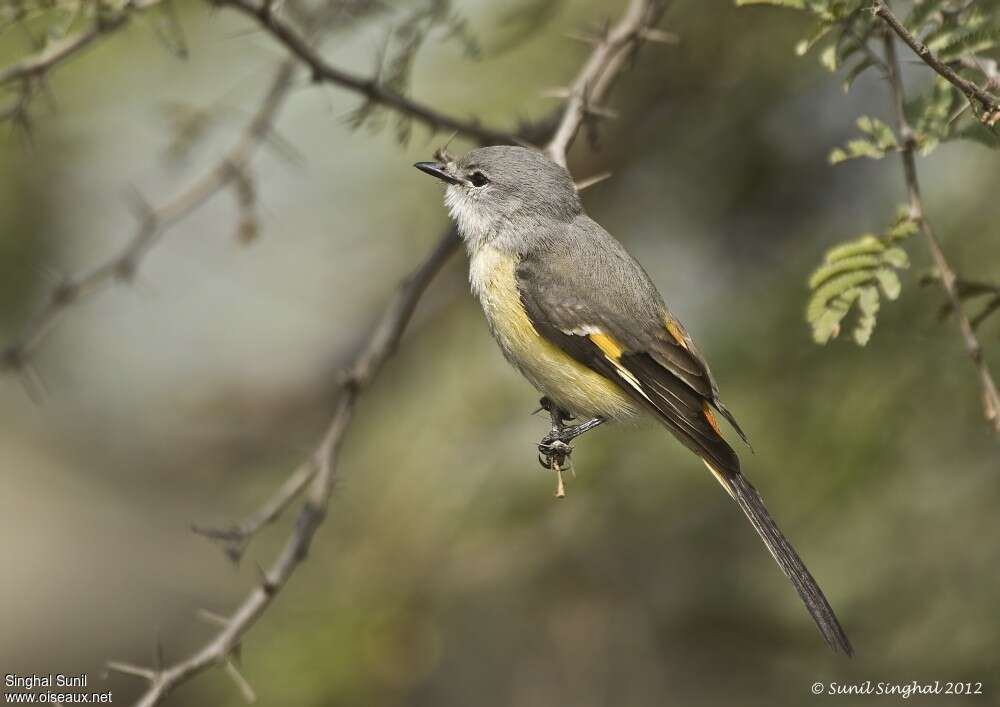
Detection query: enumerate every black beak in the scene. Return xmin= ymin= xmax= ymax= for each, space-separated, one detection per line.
xmin=414 ymin=161 xmax=462 ymax=185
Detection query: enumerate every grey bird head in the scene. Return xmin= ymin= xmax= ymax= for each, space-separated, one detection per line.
xmin=415 ymin=145 xmax=582 ymax=253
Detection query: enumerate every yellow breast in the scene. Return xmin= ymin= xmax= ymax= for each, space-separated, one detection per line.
xmin=468 ymin=246 xmax=639 ymax=420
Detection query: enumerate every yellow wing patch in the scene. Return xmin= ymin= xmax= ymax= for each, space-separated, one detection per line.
xmin=665 ymin=318 xmax=689 ymax=350
xmin=471 ymin=248 xmax=639 ymax=420
xmin=588 ymin=332 xmax=653 ymax=403
xmin=703 ymin=460 xmax=736 ymax=499
xmin=589 ymin=332 xmax=625 ymax=360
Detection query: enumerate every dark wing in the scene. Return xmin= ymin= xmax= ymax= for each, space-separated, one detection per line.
xmin=516 ymin=248 xmax=853 ymax=656
xmin=515 ymin=249 xmax=746 ymax=476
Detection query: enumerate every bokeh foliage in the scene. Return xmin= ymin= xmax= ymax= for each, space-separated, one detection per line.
xmin=740 ymin=0 xmax=1000 ymax=345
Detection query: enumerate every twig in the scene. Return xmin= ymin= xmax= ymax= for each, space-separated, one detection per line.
xmin=108 ymin=224 xmax=459 ymax=707
xmin=872 ymin=0 xmax=1000 ymax=127
xmin=208 ymin=0 xmax=514 ymax=145
xmin=116 ymin=1 xmax=666 ymax=703
xmin=972 ymin=297 xmax=1000 ymax=331
xmin=191 ymin=456 xmax=317 ymax=563
xmin=882 ymin=30 xmax=1000 ymax=433
xmin=960 ymin=56 xmax=1000 ymax=92
xmin=546 ymin=0 xmax=663 ymax=165
xmin=0 ymin=0 xmax=165 ymax=86
xmin=0 ymin=58 xmax=298 ymax=373
xmin=922 ymin=275 xmax=1000 ymax=331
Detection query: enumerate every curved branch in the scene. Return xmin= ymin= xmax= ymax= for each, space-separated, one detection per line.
xmin=882 ymin=31 xmax=1000 ymax=434
xmin=107 ymin=228 xmax=461 ymax=706
xmin=0 ymin=0 xmax=165 ymax=87
xmin=546 ymin=0 xmax=663 ymax=165
xmin=109 ymin=1 xmax=666 ymax=704
xmin=1 ymin=58 xmax=298 ymax=374
xmin=873 ymin=0 xmax=1000 ymax=127
xmin=209 ymin=0 xmax=515 ymax=145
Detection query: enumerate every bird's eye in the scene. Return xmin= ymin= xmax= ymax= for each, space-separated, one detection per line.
xmin=469 ymin=171 xmax=489 ymax=187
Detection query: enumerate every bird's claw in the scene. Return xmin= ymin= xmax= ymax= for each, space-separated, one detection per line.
xmin=538 ymin=438 xmax=572 ymax=468
xmin=538 ymin=438 xmax=573 ymax=497
xmin=535 ymin=398 xmax=580 ymax=498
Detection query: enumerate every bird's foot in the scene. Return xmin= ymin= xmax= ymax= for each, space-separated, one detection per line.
xmin=534 ymin=398 xmax=604 ymax=498
xmin=537 ymin=440 xmax=572 ymax=498
xmin=537 ymin=437 xmax=573 ymax=469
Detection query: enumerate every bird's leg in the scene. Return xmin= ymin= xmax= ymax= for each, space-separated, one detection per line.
xmin=535 ymin=397 xmax=606 ymax=498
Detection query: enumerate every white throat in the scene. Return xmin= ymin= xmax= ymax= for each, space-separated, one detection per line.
xmin=445 ymin=184 xmax=494 ymax=251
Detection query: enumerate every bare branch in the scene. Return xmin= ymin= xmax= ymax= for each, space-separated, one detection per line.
xmin=873 ymin=0 xmax=1000 ymax=127
xmin=113 ymin=2 xmax=668 ymax=704
xmin=191 ymin=455 xmax=318 ymax=563
xmin=109 ymin=225 xmax=459 ymax=707
xmin=882 ymin=31 xmax=1000 ymax=434
xmin=0 ymin=0 xmax=165 ymax=87
xmin=546 ymin=0 xmax=664 ymax=165
xmin=208 ymin=0 xmax=515 ymax=145
xmin=222 ymin=659 xmax=256 ymax=703
xmin=575 ymin=170 xmax=613 ymax=191
xmin=105 ymin=662 xmax=158 ymax=681
xmin=923 ymin=275 xmax=1000 ymax=331
xmin=0 ymin=58 xmax=298 ymax=373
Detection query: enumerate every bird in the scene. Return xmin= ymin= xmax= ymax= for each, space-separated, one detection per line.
xmin=414 ymin=144 xmax=853 ymax=656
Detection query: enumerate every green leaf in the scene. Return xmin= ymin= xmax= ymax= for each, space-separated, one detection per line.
xmin=886 ymin=215 xmax=918 ymax=242
xmin=808 ymin=254 xmax=882 ymax=289
xmin=829 ymin=116 xmax=899 ymax=163
xmin=882 ymin=246 xmax=910 ymax=268
xmin=841 ymin=57 xmax=875 ymax=91
xmin=796 ymin=21 xmax=836 ymax=55
xmin=807 ymin=269 xmax=875 ymax=323
xmin=910 ymin=77 xmax=960 ymax=153
xmin=952 ymin=122 xmax=1000 ymax=149
xmin=904 ymin=0 xmax=948 ymax=34
xmin=936 ymin=27 xmax=1000 ymax=62
xmin=925 ymin=11 xmax=989 ymax=53
xmin=820 ymin=44 xmax=838 ymax=70
xmin=857 ymin=116 xmax=898 ymax=149
xmin=824 ymin=234 xmax=883 ymax=261
xmin=854 ymin=285 xmax=880 ymax=345
xmin=805 ymin=212 xmax=916 ymax=346
xmin=875 ymin=268 xmax=902 ymax=299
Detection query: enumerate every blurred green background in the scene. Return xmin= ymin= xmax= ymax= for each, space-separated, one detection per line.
xmin=1 ymin=1 xmax=998 ymax=705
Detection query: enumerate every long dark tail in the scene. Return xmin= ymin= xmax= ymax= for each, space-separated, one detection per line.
xmin=709 ymin=462 xmax=854 ymax=655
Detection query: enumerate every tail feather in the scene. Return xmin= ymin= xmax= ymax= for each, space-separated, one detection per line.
xmin=712 ymin=464 xmax=854 ymax=655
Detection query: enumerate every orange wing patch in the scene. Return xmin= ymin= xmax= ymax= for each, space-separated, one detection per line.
xmin=589 ymin=332 xmax=625 ymax=360
xmin=665 ymin=318 xmax=689 ymax=350
xmin=702 ymin=401 xmax=722 ymax=436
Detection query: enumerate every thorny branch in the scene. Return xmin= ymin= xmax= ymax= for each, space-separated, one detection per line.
xmin=0 ymin=0 xmax=166 ymax=86
xmin=881 ymin=29 xmax=1000 ymax=434
xmin=546 ymin=0 xmax=664 ymax=166
xmin=109 ymin=1 xmax=666 ymax=704
xmin=872 ymin=0 xmax=1000 ymax=127
xmin=0 ymin=0 xmax=169 ymax=127
xmin=107 ymin=227 xmax=459 ymax=707
xmin=921 ymin=275 xmax=1000 ymax=331
xmin=209 ymin=0 xmax=515 ymax=145
xmin=0 ymin=0 xmax=510 ymax=377
xmin=0 ymin=57 xmax=297 ymax=384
